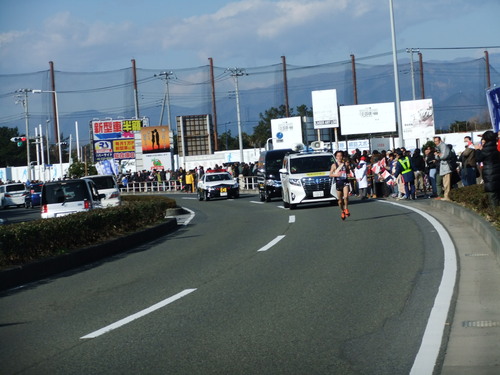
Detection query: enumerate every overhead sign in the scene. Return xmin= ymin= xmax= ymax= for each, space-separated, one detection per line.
xmin=339 ymin=102 xmax=396 ymax=135
xmin=312 ymin=89 xmax=339 ymax=129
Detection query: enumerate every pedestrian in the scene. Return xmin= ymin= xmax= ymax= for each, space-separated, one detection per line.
xmin=424 ymin=145 xmax=438 ymax=197
xmin=460 ymin=136 xmax=477 ymax=186
xmin=475 ymin=130 xmax=500 ymax=207
xmin=434 ymin=136 xmax=452 ymax=200
xmin=411 ymin=148 xmax=425 ymax=194
xmin=394 ymin=149 xmax=416 ymax=200
xmin=330 ymin=150 xmax=351 ymax=220
xmin=355 ymin=156 xmax=368 ymax=199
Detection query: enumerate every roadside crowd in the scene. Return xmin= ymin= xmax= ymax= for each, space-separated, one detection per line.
xmin=342 ymin=131 xmax=500 ymax=208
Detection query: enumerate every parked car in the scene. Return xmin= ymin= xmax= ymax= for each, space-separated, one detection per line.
xmin=197 ymin=172 xmax=240 ymax=200
xmin=0 ymin=183 xmax=27 ymax=209
xmin=280 ymin=151 xmax=337 ymax=209
xmin=255 ymin=148 xmax=294 ymax=202
xmin=41 ymin=179 xmax=104 ymax=219
xmin=82 ymin=175 xmax=121 ymax=207
xmin=25 ymin=182 xmax=44 ymax=208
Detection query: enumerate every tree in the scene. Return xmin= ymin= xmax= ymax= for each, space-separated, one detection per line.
xmin=0 ymin=126 xmax=25 ymax=168
xmin=67 ymin=160 xmax=97 ymax=178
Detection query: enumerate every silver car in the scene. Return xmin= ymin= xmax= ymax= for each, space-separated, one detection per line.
xmin=0 ymin=183 xmax=27 ymax=209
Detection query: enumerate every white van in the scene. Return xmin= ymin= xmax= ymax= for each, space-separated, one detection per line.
xmin=82 ymin=175 xmax=121 ymax=207
xmin=280 ymin=151 xmax=337 ymax=209
xmin=41 ymin=179 xmax=104 ymax=219
xmin=0 ymin=183 xmax=27 ymax=209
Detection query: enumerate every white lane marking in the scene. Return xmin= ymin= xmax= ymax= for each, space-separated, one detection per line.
xmin=181 ymin=197 xmax=197 ymax=200
xmin=80 ymin=289 xmax=197 ymax=339
xmin=289 ymin=215 xmax=295 ymax=223
xmin=257 ymin=235 xmax=286 ymax=252
xmin=380 ymin=201 xmax=457 ymax=375
xmin=181 ymin=207 xmax=195 ymax=226
xmin=250 ymin=201 xmax=265 ymax=204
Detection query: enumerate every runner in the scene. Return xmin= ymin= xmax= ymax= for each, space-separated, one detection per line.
xmin=330 ymin=150 xmax=351 ymax=220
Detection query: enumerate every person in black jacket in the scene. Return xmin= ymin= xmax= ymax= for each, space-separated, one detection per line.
xmin=475 ymin=130 xmax=500 ymax=207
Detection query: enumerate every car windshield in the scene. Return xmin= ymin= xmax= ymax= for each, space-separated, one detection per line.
xmin=87 ymin=176 xmax=116 ymax=189
xmin=31 ymin=184 xmax=43 ymax=193
xmin=6 ymin=184 xmax=25 ymax=192
xmin=43 ymin=181 xmax=90 ymax=204
xmin=290 ymin=155 xmax=333 ymax=174
xmin=206 ymin=174 xmax=232 ymax=182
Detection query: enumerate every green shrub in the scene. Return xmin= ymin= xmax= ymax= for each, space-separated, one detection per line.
xmin=449 ymin=184 xmax=500 ymax=229
xmin=0 ymin=195 xmax=177 ymax=268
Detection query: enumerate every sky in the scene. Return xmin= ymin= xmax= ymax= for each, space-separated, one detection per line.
xmin=1 ymin=0 xmax=500 ymax=74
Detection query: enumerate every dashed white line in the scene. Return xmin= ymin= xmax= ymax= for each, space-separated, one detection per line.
xmin=250 ymin=201 xmax=265 ymax=204
xmin=289 ymin=215 xmax=295 ymax=223
xmin=257 ymin=235 xmax=286 ymax=252
xmin=80 ymin=289 xmax=197 ymax=339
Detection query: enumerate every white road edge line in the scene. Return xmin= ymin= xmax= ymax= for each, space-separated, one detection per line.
xmin=289 ymin=215 xmax=295 ymax=223
xmin=80 ymin=289 xmax=197 ymax=340
xmin=250 ymin=201 xmax=265 ymax=204
xmin=181 ymin=207 xmax=195 ymax=226
xmin=257 ymin=235 xmax=286 ymax=252
xmin=380 ymin=201 xmax=457 ymax=375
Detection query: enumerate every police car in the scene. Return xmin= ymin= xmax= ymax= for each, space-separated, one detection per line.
xmin=279 ymin=151 xmax=337 ymax=209
xmin=197 ymin=171 xmax=240 ymax=201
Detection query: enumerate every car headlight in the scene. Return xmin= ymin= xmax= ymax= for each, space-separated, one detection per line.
xmin=265 ymin=179 xmax=281 ymax=187
xmin=289 ymin=178 xmax=301 ymax=186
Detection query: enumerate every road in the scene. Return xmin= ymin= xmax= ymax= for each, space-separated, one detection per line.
xmin=0 ymin=193 xmax=446 ymax=374
xmin=0 ymin=205 xmax=40 ymax=225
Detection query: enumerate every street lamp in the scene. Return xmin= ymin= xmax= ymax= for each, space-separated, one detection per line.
xmin=33 ymin=89 xmax=64 ymax=179
xmin=227 ymin=68 xmax=247 ymax=164
xmin=15 ymin=89 xmax=32 ymax=180
xmin=389 ymin=0 xmax=404 ymax=148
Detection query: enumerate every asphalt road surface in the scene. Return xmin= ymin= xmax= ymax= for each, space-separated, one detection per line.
xmin=0 ymin=193 xmax=445 ymax=374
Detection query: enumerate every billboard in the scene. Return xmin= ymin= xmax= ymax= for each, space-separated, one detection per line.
xmin=92 ymin=119 xmax=143 ymax=140
xmin=141 ymin=126 xmax=171 ymax=154
xmin=270 ymin=116 xmax=303 ymax=149
xmin=92 ymin=118 xmax=143 ymax=162
xmin=401 ymin=99 xmax=435 ymax=141
xmin=339 ymin=102 xmax=396 ymax=135
xmin=312 ymin=89 xmax=339 ymax=129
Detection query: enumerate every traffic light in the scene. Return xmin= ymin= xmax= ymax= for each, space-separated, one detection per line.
xmin=10 ymin=136 xmax=27 ymax=147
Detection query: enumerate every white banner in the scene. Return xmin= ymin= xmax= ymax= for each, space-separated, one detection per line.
xmin=312 ymin=89 xmax=339 ymax=129
xmin=401 ymin=99 xmax=435 ymax=141
xmin=270 ymin=116 xmax=303 ymax=149
xmin=339 ymin=102 xmax=396 ymax=135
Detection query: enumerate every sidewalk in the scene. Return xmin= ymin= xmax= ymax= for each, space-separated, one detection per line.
xmin=396 ymin=197 xmax=500 ymax=374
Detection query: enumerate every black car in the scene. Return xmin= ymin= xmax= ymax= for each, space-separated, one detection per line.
xmin=255 ymin=148 xmax=295 ymax=202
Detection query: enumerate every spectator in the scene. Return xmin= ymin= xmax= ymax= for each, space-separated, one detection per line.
xmin=475 ymin=130 xmax=500 ymax=207
xmin=424 ymin=145 xmax=438 ymax=197
xmin=434 ymin=136 xmax=452 ymax=200
xmin=394 ymin=149 xmax=416 ymax=200
xmin=411 ymin=148 xmax=425 ymax=194
xmin=355 ymin=156 xmax=368 ymax=199
xmin=460 ymin=136 xmax=477 ymax=186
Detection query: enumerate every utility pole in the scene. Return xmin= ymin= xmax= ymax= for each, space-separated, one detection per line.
xmin=227 ymin=68 xmax=247 ymax=164
xmin=155 ymin=71 xmax=174 ymax=129
xmin=15 ymin=88 xmax=32 ymax=181
xmin=389 ymin=0 xmax=404 ymax=148
xmin=406 ymin=48 xmax=420 ymax=100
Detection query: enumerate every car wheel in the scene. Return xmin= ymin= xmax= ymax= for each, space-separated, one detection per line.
xmin=259 ymin=191 xmax=265 ymax=202
xmin=290 ymin=203 xmax=297 ymax=210
xmin=264 ymin=190 xmax=271 ymax=202
xmin=205 ymin=190 xmax=210 ymax=201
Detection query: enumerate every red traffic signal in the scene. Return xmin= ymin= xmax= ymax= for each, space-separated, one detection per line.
xmin=10 ymin=136 xmax=26 ymax=146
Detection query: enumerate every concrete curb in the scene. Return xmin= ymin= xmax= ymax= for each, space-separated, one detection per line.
xmin=429 ymin=199 xmax=500 ymax=265
xmin=0 ymin=218 xmax=179 ymax=292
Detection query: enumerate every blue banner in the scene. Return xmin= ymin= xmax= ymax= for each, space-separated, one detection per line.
xmin=486 ymin=86 xmax=500 ymax=133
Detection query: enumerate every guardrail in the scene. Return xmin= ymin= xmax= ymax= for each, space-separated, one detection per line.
xmin=120 ymin=176 xmax=259 ymax=194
